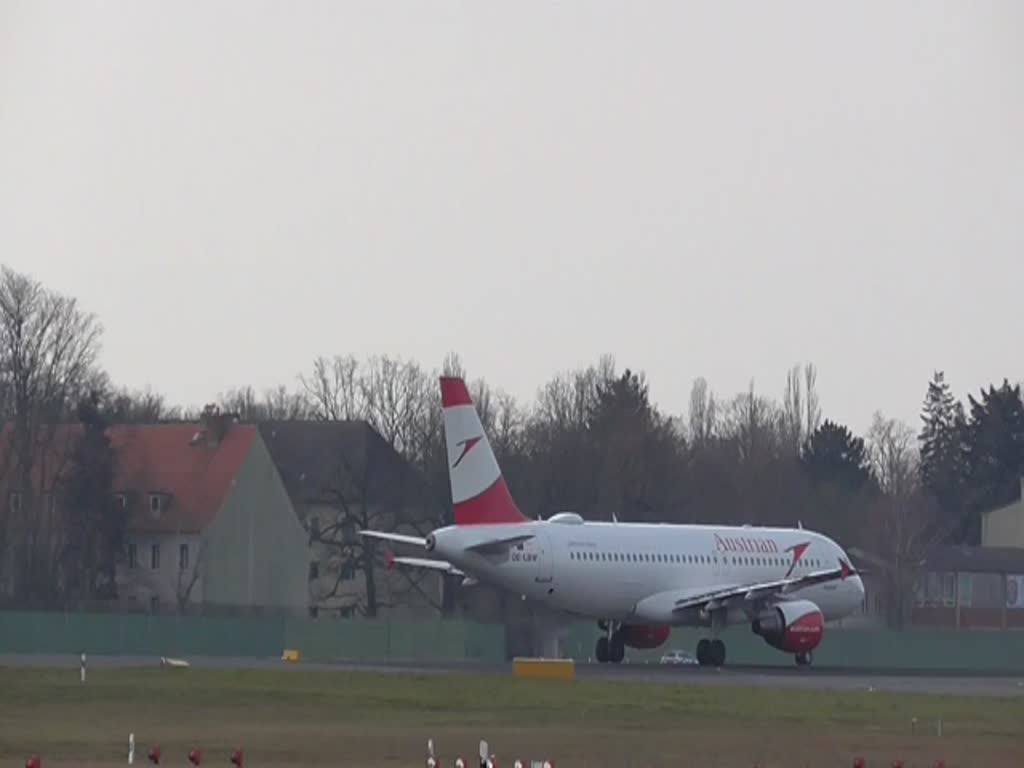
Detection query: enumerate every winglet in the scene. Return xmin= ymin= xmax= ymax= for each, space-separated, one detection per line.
xmin=839 ymin=558 xmax=851 ymax=580
xmin=385 ymin=550 xmax=395 ymax=571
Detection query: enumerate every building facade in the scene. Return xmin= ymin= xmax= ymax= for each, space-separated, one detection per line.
xmin=113 ymin=421 xmax=310 ymax=615
xmin=0 ymin=417 xmax=310 ymax=615
xmin=912 ymin=544 xmax=1024 ymax=629
xmin=981 ymin=478 xmax=1024 ymax=549
xmin=258 ymin=420 xmax=443 ymax=619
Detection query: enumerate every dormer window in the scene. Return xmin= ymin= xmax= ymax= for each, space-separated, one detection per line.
xmin=149 ymin=493 xmax=162 ymax=517
xmin=114 ymin=493 xmax=127 ymax=510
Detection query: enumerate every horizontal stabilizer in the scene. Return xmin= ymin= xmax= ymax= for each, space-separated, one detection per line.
xmin=357 ymin=530 xmax=427 ymax=548
xmin=386 ymin=553 xmax=464 ymax=577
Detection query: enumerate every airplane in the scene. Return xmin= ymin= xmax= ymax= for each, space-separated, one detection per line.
xmin=360 ymin=376 xmax=866 ymax=667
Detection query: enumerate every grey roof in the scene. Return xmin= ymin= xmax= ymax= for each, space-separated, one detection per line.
xmin=922 ymin=545 xmax=1024 ymax=574
xmin=256 ymin=420 xmax=430 ymax=510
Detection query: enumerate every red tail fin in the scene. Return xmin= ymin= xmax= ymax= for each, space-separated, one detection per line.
xmin=441 ymin=376 xmax=527 ymax=525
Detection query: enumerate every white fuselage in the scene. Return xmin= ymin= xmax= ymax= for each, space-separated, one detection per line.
xmin=430 ymin=517 xmax=865 ymax=627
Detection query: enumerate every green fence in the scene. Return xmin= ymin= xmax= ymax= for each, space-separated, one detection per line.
xmin=0 ymin=611 xmax=506 ymax=664
xmin=283 ymin=616 xmax=505 ymax=663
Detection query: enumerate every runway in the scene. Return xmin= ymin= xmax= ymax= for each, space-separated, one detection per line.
xmin=4 ymin=653 xmax=1024 ymax=698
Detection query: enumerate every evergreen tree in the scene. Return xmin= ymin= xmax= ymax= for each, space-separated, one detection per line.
xmin=60 ymin=391 xmax=125 ymax=605
xmin=960 ymin=380 xmax=1024 ymax=543
xmin=586 ymin=368 xmax=652 ymax=432
xmin=583 ymin=367 xmax=682 ymax=521
xmin=918 ymin=371 xmax=967 ymax=517
xmin=800 ymin=419 xmax=873 ymax=493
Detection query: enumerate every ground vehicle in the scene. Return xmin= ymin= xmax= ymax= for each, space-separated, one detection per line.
xmin=659 ymin=649 xmax=698 ymax=665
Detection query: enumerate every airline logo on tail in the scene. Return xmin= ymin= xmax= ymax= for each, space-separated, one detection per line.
xmin=452 ymin=436 xmax=482 ymax=468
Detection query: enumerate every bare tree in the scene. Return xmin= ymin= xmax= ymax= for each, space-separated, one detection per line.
xmin=217 ymin=384 xmax=311 ymax=421
xmin=309 ymin=432 xmax=438 ymax=617
xmin=359 ymin=355 xmax=432 ymax=458
xmin=866 ymin=411 xmax=937 ymax=627
xmin=103 ymin=385 xmax=180 ymax=422
xmin=534 ymin=355 xmax=614 ymax=433
xmin=868 ymin=412 xmax=919 ymax=498
xmin=804 ymin=363 xmax=821 ymax=438
xmin=781 ymin=366 xmax=804 ymax=454
xmin=0 ymin=266 xmax=103 ymax=604
xmin=687 ymin=377 xmax=717 ymax=447
xmin=780 ymin=362 xmax=822 ymax=456
xmin=263 ymin=384 xmax=311 ymax=419
xmin=722 ymin=380 xmax=782 ymax=465
xmin=300 ymin=355 xmax=363 ymax=420
xmin=176 ymin=539 xmax=207 ymax=614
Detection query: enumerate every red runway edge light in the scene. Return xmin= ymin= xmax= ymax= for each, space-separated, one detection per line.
xmin=230 ymin=749 xmax=244 ymax=767
xmin=189 ymin=749 xmax=202 ymax=766
xmin=148 ymin=746 xmax=161 ymax=765
xmin=25 ymin=756 xmax=40 ymax=768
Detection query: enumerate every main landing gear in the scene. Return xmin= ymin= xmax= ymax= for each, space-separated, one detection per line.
xmin=594 ymin=620 xmax=625 ymax=664
xmin=696 ymin=637 xmax=726 ymax=667
xmin=695 ymin=608 xmax=727 ymax=667
xmin=795 ymin=651 xmax=813 ymax=667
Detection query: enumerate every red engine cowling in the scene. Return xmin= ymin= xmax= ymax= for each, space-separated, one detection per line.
xmin=751 ymin=599 xmax=824 ymax=654
xmin=620 ymin=623 xmax=670 ymax=649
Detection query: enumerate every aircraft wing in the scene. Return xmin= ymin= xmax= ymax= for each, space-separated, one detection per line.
xmin=672 ymin=558 xmax=860 ymax=613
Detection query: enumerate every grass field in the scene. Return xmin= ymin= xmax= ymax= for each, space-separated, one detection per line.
xmin=0 ymin=665 xmax=1022 ymax=767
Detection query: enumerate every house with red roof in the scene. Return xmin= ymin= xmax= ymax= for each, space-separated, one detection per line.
xmin=1 ymin=414 xmax=310 ymax=615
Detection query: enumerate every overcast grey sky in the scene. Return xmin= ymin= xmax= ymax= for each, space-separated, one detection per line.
xmin=1 ymin=1 xmax=1021 ymax=434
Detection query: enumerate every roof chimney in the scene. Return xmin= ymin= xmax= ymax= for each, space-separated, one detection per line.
xmin=199 ymin=404 xmax=234 ymax=447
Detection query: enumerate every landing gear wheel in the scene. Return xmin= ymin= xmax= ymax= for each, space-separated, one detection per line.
xmin=696 ymin=638 xmax=711 ymax=666
xmin=710 ymin=639 xmax=726 ymax=667
xmin=609 ymin=632 xmax=625 ymax=664
xmin=795 ymin=651 xmax=812 ymax=667
xmin=696 ymin=638 xmax=725 ymax=667
xmin=595 ymin=636 xmax=609 ymax=663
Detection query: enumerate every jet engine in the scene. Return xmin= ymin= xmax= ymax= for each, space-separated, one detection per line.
xmin=751 ymin=599 xmax=824 ymax=653
xmin=620 ymin=623 xmax=671 ymax=649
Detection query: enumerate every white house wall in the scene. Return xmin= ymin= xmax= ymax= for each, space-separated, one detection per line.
xmin=117 ymin=532 xmax=205 ymax=612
